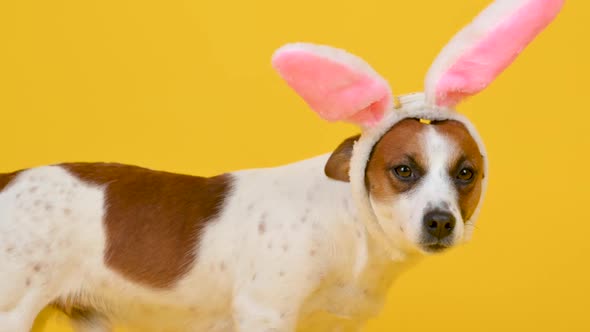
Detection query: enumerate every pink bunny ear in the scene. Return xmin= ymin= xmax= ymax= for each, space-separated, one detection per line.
xmin=425 ymin=0 xmax=564 ymax=108
xmin=272 ymin=43 xmax=393 ymax=128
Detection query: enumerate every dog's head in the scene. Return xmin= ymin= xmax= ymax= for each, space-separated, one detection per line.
xmin=271 ymin=0 xmax=563 ymax=255
xmin=325 ymin=117 xmax=484 ymax=254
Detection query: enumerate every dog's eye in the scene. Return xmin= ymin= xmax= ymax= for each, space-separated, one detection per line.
xmin=393 ymin=165 xmax=413 ymax=179
xmin=457 ymin=168 xmax=474 ymax=182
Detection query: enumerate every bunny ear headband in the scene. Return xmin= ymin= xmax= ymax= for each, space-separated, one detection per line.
xmin=272 ymin=0 xmax=564 ymax=256
xmin=272 ymin=0 xmax=564 ymax=127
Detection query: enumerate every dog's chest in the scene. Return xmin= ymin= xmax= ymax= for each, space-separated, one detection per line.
xmin=298 ymin=286 xmax=385 ymax=330
xmin=309 ymin=260 xmax=397 ymax=313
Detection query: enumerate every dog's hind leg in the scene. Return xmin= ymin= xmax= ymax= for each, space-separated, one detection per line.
xmin=0 ymin=287 xmax=58 ymax=332
xmin=0 ymin=166 xmax=101 ymax=331
xmin=0 ymin=254 xmax=72 ymax=332
xmin=0 ymin=241 xmax=63 ymax=332
xmin=0 ymin=242 xmax=63 ymax=330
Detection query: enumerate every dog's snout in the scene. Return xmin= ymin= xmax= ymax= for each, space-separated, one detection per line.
xmin=423 ymin=210 xmax=456 ymax=239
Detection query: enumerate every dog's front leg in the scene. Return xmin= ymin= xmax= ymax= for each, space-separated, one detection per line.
xmin=232 ymin=267 xmax=317 ymax=332
xmin=232 ymin=292 xmax=300 ymax=332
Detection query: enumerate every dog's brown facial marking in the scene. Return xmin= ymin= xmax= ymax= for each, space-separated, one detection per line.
xmin=365 ymin=119 xmax=484 ymax=221
xmin=325 ymin=119 xmax=484 ymax=225
xmin=361 ymin=118 xmax=484 ymax=252
xmin=64 ymin=163 xmax=232 ymax=288
xmin=365 ymin=119 xmax=430 ymax=199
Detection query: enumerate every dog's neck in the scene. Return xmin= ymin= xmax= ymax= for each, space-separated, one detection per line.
xmin=235 ymin=154 xmax=421 ymax=289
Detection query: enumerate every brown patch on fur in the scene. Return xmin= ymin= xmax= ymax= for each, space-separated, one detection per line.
xmin=325 ymin=135 xmax=360 ymax=182
xmin=63 ymin=163 xmax=232 ymax=289
xmin=433 ymin=121 xmax=484 ymax=221
xmin=365 ymin=119 xmax=429 ymax=197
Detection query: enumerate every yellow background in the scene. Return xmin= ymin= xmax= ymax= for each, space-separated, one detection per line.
xmin=0 ymin=0 xmax=587 ymax=331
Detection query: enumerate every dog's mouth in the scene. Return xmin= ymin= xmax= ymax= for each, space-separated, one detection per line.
xmin=422 ymin=243 xmax=450 ymax=253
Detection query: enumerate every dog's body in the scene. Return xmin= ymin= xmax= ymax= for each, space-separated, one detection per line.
xmin=0 ymin=155 xmax=405 ymax=332
xmin=0 ymin=118 xmax=484 ymax=332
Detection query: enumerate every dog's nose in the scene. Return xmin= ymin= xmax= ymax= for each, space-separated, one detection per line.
xmin=423 ymin=210 xmax=456 ymax=239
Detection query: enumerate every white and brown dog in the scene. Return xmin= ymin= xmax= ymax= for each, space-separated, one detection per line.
xmin=0 ymin=1 xmax=563 ymax=331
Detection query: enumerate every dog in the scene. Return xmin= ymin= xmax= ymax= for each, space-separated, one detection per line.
xmin=0 ymin=109 xmax=485 ymax=332
xmin=0 ymin=0 xmax=562 ymax=331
